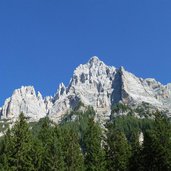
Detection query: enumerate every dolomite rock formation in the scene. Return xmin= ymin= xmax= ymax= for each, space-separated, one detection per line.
xmin=0 ymin=86 xmax=47 ymax=122
xmin=48 ymin=56 xmax=116 ymax=122
xmin=1 ymin=56 xmax=171 ymax=123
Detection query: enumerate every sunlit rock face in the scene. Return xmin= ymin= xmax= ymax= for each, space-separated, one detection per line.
xmin=1 ymin=56 xmax=171 ymax=123
xmin=0 ymin=86 xmax=48 ymax=122
xmin=48 ymin=56 xmax=171 ymax=123
xmin=48 ymin=56 xmax=117 ymax=122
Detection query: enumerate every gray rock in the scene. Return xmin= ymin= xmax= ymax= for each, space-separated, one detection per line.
xmin=1 ymin=56 xmax=171 ymax=123
xmin=0 ymin=86 xmax=47 ymax=122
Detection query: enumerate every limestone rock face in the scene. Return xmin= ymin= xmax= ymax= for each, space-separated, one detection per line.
xmin=48 ymin=57 xmax=171 ymax=123
xmin=1 ymin=56 xmax=171 ymax=123
xmin=48 ymin=56 xmax=116 ymax=122
xmin=0 ymin=86 xmax=47 ymax=122
xmin=119 ymin=67 xmax=162 ymax=106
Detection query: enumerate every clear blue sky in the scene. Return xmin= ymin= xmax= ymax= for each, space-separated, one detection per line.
xmin=0 ymin=0 xmax=171 ymax=106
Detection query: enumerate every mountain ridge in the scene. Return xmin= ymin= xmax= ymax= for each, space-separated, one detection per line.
xmin=1 ymin=56 xmax=171 ymax=123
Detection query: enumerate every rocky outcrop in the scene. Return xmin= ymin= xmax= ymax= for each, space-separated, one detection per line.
xmin=48 ymin=56 xmax=116 ymax=122
xmin=1 ymin=56 xmax=171 ymax=123
xmin=0 ymin=86 xmax=47 ymax=122
xmin=120 ymin=67 xmax=162 ymax=106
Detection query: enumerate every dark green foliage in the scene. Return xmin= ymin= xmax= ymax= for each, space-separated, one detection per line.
xmin=135 ymin=102 xmax=152 ymax=118
xmin=60 ymin=106 xmax=95 ymax=147
xmin=0 ymin=128 xmax=12 ymax=170
xmin=83 ymin=118 xmax=106 ymax=171
xmin=1 ymin=105 xmax=171 ymax=171
xmin=61 ymin=128 xmax=84 ymax=171
xmin=29 ymin=138 xmax=43 ymax=171
xmin=0 ymin=113 xmax=35 ymax=171
xmin=129 ymin=132 xmax=143 ymax=171
xmin=142 ymin=111 xmax=171 ymax=171
xmin=38 ymin=117 xmax=65 ymax=171
xmin=110 ymin=115 xmax=154 ymax=142
xmin=111 ymin=103 xmax=131 ymax=114
xmin=38 ymin=116 xmax=84 ymax=171
xmin=105 ymin=124 xmax=131 ymax=171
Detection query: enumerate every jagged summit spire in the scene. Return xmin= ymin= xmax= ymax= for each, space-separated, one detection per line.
xmin=88 ymin=56 xmax=103 ymax=65
xmin=74 ymin=56 xmax=106 ymax=75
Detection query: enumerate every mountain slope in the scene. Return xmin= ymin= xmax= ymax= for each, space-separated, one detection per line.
xmin=1 ymin=56 xmax=171 ymax=123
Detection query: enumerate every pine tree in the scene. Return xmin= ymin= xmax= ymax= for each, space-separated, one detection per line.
xmin=142 ymin=111 xmax=171 ymax=171
xmin=0 ymin=113 xmax=35 ymax=171
xmin=62 ymin=127 xmax=84 ymax=171
xmin=83 ymin=118 xmax=105 ymax=171
xmin=129 ymin=132 xmax=143 ymax=171
xmin=29 ymin=138 xmax=43 ymax=171
xmin=105 ymin=124 xmax=131 ymax=171
xmin=0 ymin=128 xmax=12 ymax=170
xmin=53 ymin=126 xmax=65 ymax=171
xmin=38 ymin=117 xmax=65 ymax=171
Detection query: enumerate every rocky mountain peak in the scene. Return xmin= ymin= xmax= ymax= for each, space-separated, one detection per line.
xmin=1 ymin=56 xmax=171 ymax=123
xmin=88 ymin=56 xmax=102 ymax=65
xmin=54 ymin=83 xmax=66 ymax=101
xmin=71 ymin=56 xmax=116 ymax=86
xmin=1 ymin=86 xmax=47 ymax=121
xmin=12 ymin=86 xmax=36 ymax=97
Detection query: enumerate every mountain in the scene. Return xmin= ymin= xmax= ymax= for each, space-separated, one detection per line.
xmin=0 ymin=86 xmax=50 ymax=122
xmin=1 ymin=56 xmax=171 ymax=123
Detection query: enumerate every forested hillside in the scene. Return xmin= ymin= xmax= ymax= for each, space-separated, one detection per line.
xmin=0 ymin=105 xmax=171 ymax=171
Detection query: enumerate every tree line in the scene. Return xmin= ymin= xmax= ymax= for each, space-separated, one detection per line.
xmin=0 ymin=107 xmax=171 ymax=171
